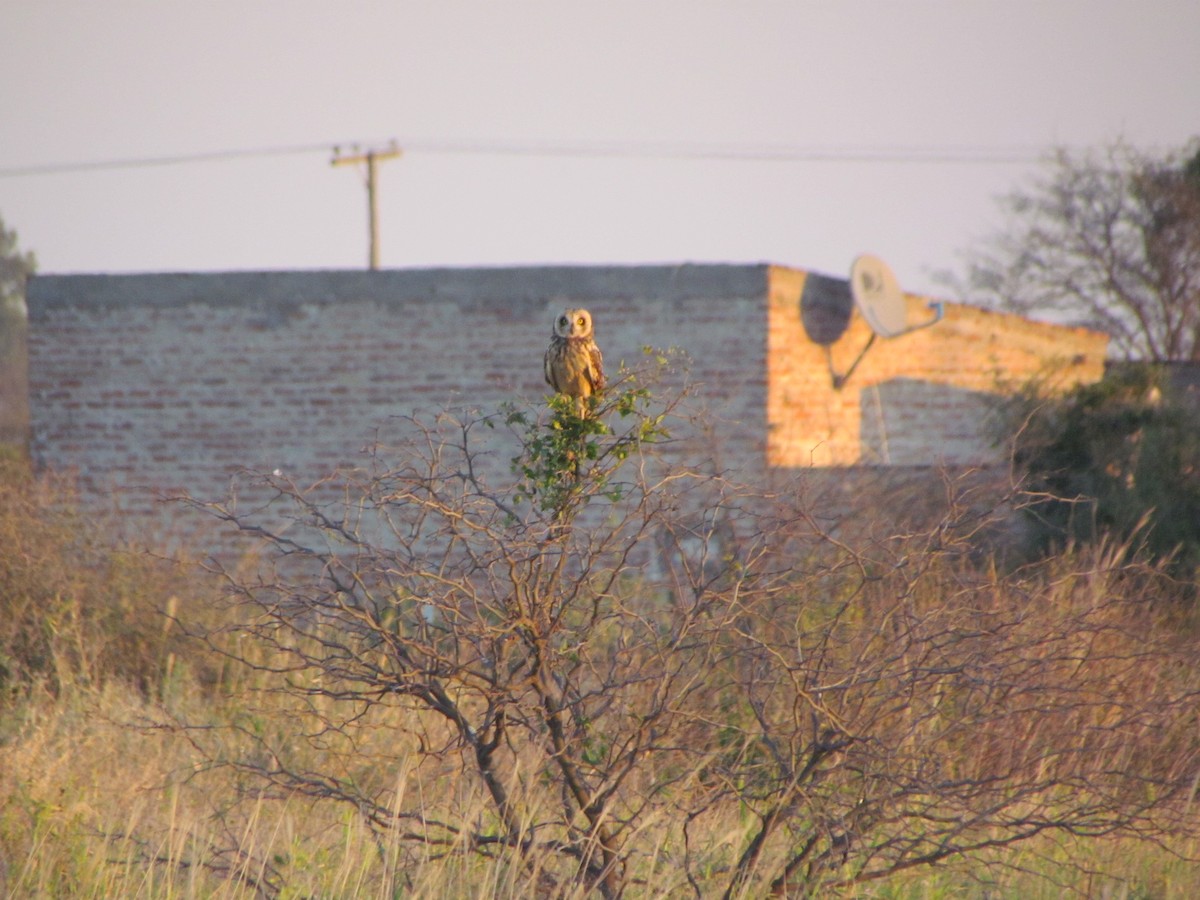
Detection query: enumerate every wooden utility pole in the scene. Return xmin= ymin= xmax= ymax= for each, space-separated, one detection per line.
xmin=331 ymin=141 xmax=402 ymax=269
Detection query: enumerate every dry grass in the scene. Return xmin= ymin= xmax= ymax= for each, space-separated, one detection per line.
xmin=3 ymin=458 xmax=1200 ymax=898
xmin=5 ymin=661 xmax=1200 ymax=898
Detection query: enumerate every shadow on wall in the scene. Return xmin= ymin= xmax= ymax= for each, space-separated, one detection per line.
xmin=859 ymin=378 xmax=998 ymax=467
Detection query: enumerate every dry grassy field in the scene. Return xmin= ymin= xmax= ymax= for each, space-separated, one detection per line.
xmin=3 ymin=389 xmax=1199 ymax=898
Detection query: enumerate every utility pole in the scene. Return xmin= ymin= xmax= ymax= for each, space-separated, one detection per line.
xmin=331 ymin=141 xmax=402 ymax=270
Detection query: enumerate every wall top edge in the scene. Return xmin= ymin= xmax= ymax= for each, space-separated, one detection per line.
xmin=26 ymin=263 xmax=780 ymax=315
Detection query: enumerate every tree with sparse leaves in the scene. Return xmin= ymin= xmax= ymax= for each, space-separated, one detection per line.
xmin=0 ymin=212 xmax=36 ymax=316
xmin=959 ymin=139 xmax=1200 ymax=361
xmin=0 ymin=214 xmax=35 ymax=454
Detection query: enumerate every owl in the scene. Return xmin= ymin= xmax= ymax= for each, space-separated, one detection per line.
xmin=544 ymin=307 xmax=606 ymax=415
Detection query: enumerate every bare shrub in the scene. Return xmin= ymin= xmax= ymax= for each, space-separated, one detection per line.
xmin=170 ymin=370 xmax=1200 ymax=898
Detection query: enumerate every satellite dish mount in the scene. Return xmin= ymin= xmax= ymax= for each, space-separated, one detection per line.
xmin=824 ymin=255 xmax=944 ymax=389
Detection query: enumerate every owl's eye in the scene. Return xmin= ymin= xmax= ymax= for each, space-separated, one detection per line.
xmin=558 ymin=316 xmax=568 ymax=327
xmin=577 ymin=317 xmax=586 ymax=326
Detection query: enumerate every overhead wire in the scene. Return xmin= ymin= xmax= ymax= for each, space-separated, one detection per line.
xmin=0 ymin=142 xmax=338 ymax=178
xmin=397 ymin=138 xmax=1044 ymax=164
xmin=0 ymin=138 xmax=1047 ymax=179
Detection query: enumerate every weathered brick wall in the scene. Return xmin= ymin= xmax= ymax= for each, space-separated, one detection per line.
xmin=767 ymin=266 xmax=1108 ymax=467
xmin=25 ymin=263 xmax=1108 ymax=540
xmin=26 ymin=266 xmax=767 ymax=538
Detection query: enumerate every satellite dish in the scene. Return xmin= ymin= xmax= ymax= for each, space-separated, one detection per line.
xmin=850 ymin=254 xmax=907 ymax=338
xmin=813 ymin=255 xmax=945 ymax=390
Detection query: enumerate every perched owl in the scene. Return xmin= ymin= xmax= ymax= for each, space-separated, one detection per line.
xmin=544 ymin=307 xmax=606 ymax=415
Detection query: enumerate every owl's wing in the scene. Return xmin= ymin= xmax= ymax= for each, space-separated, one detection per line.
xmin=587 ymin=344 xmax=606 ymax=393
xmin=544 ymin=344 xmax=559 ymax=391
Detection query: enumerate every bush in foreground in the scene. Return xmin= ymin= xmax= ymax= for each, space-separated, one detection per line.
xmin=160 ymin=369 xmax=1200 ymax=898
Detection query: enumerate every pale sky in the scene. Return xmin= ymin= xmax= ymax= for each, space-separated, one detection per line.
xmin=2 ymin=1 xmax=1197 ymax=297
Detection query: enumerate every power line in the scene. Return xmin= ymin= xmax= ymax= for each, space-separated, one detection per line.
xmin=403 ymin=138 xmax=1047 ymax=165
xmin=0 ymin=141 xmax=340 ymax=178
xmin=0 ymin=138 xmax=1047 ymax=179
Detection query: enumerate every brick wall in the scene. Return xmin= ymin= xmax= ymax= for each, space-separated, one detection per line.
xmin=766 ymin=266 xmax=1108 ymax=467
xmin=26 ymin=266 xmax=767 ymax=537
xmin=25 ymin=264 xmax=1107 ymax=540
